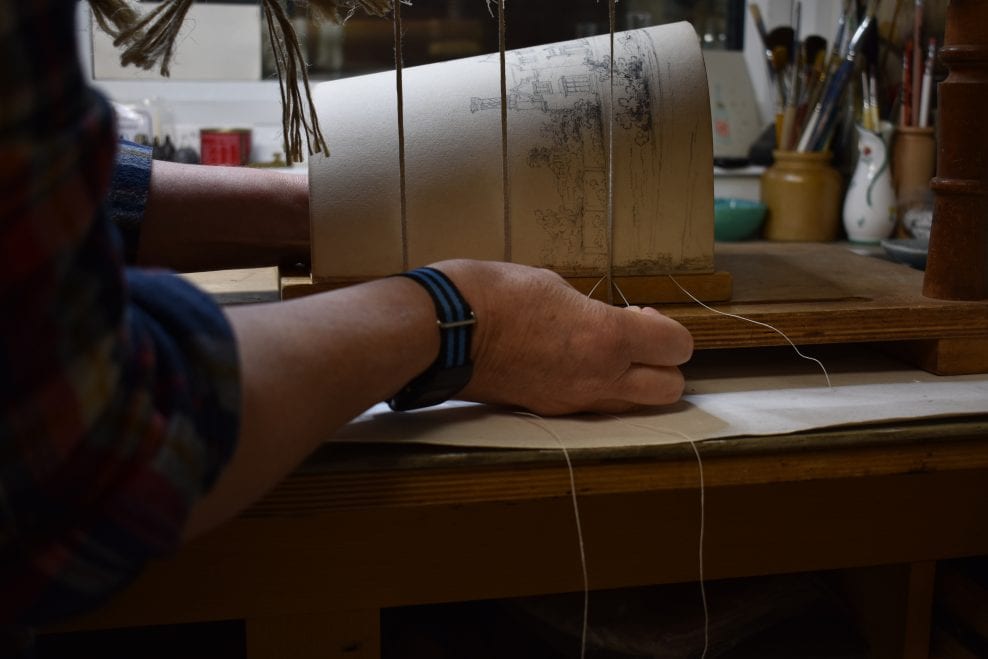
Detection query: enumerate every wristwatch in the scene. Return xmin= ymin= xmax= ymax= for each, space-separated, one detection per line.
xmin=387 ymin=267 xmax=477 ymax=411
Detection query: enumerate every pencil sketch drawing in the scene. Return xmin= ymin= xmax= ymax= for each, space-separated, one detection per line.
xmin=471 ymin=31 xmax=657 ymax=271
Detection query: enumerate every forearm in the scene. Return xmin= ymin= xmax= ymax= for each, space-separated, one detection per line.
xmin=138 ymin=161 xmax=309 ymax=271
xmin=182 ymin=260 xmax=693 ymax=539
xmin=183 ymin=275 xmax=438 ymax=537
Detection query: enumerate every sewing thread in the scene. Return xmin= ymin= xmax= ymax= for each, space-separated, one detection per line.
xmin=498 ymin=0 xmax=511 ymax=262
xmin=517 ymin=412 xmax=589 ymax=659
xmin=393 ymin=1 xmax=409 ymax=270
xmin=667 ymin=276 xmax=833 ymax=388
xmin=518 ymin=408 xmax=711 ymax=659
xmin=605 ymin=0 xmax=617 ymax=305
xmin=587 ymin=275 xmax=631 ymax=307
xmin=606 ymin=416 xmax=709 ymax=659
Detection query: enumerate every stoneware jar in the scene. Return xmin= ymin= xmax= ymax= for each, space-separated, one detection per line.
xmin=891 ymin=125 xmax=936 ymax=236
xmin=843 ymin=123 xmax=897 ymax=243
xmin=761 ymin=150 xmax=843 ymax=241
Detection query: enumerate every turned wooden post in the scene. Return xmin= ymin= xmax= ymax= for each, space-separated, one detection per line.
xmin=923 ymin=0 xmax=988 ymax=300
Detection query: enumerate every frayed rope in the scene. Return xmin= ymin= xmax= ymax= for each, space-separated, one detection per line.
xmin=88 ymin=0 xmax=394 ymax=163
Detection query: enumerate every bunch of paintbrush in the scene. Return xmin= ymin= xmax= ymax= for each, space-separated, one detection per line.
xmin=793 ymin=0 xmax=880 ymax=152
xmin=750 ymin=1 xmax=882 ymax=152
xmin=748 ymin=3 xmax=797 ymax=146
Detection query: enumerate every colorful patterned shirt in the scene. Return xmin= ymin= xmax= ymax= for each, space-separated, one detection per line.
xmin=1 ymin=0 xmax=241 ymax=632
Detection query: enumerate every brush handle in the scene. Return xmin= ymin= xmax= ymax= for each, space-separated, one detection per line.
xmin=902 ymin=39 xmax=914 ymax=126
xmin=749 ymin=3 xmax=769 ymax=48
xmin=803 ymin=58 xmax=855 ymax=151
xmin=912 ymin=0 xmax=924 ymax=125
xmin=918 ymin=38 xmax=937 ymax=127
xmin=780 ymin=105 xmax=798 ymax=150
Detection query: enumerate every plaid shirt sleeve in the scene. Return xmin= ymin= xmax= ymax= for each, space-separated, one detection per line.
xmin=1 ymin=0 xmax=241 ymax=627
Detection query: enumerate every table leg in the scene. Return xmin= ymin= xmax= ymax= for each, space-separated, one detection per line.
xmin=840 ymin=561 xmax=936 ymax=659
xmin=246 ymin=609 xmax=381 ymax=659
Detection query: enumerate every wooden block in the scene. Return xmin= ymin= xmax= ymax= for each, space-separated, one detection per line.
xmin=881 ymin=338 xmax=988 ymax=376
xmin=181 ymin=267 xmax=281 ymax=305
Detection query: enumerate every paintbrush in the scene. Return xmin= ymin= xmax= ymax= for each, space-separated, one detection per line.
xmin=861 ymin=70 xmax=874 ymax=131
xmin=801 ymin=0 xmax=851 ymax=139
xmin=766 ymin=25 xmax=795 ymax=142
xmin=748 ymin=4 xmax=777 ymax=92
xmin=902 ymin=38 xmax=914 ymax=125
xmin=749 ymin=3 xmax=786 ymax=137
xmin=748 ymin=3 xmax=771 ymax=56
xmin=796 ymin=48 xmax=828 ymax=138
xmin=862 ymin=12 xmax=881 ymax=130
xmin=802 ymin=34 xmax=828 ymax=80
xmin=797 ymin=2 xmax=878 ymax=152
xmin=780 ymin=2 xmax=803 ymax=150
xmin=912 ymin=0 xmax=924 ymax=126
xmin=918 ymin=37 xmax=937 ymax=127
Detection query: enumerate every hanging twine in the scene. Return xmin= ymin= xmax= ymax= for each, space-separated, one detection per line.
xmin=263 ymin=0 xmax=326 ymax=162
xmin=88 ymin=0 xmax=140 ymax=39
xmin=88 ymin=0 xmax=394 ymax=163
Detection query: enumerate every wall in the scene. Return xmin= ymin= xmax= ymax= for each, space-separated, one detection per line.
xmin=78 ymin=1 xmax=843 ymax=165
xmin=76 ymin=3 xmax=293 ymax=165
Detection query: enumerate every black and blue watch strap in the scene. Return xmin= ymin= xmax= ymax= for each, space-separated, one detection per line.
xmin=388 ymin=267 xmax=477 ymax=411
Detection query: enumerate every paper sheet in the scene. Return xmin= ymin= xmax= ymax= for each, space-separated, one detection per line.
xmin=309 ymin=23 xmax=714 ymax=280
xmin=330 ymin=346 xmax=988 ymax=449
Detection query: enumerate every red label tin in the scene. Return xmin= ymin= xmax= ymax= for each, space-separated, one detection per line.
xmin=200 ymin=129 xmax=252 ymax=166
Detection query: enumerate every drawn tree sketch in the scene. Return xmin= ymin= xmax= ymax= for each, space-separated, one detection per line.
xmin=471 ymin=32 xmax=658 ymax=270
xmin=308 ymin=23 xmax=713 ymax=282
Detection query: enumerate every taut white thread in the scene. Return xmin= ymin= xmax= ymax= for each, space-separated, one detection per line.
xmin=498 ymin=0 xmax=511 ymax=261
xmin=587 ymin=275 xmax=631 ymax=307
xmin=392 ymin=0 xmax=408 ymax=270
xmin=668 ymin=276 xmax=833 ymax=388
xmin=517 ymin=412 xmax=589 ymax=659
xmin=687 ymin=438 xmax=708 ymax=659
xmin=606 ymin=416 xmax=709 ymax=659
xmin=612 ymin=279 xmax=631 ymax=307
xmin=605 ymin=0 xmax=617 ymax=305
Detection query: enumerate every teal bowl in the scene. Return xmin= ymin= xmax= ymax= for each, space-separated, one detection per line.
xmin=714 ymin=198 xmax=767 ymax=241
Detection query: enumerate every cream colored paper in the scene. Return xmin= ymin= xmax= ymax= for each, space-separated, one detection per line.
xmin=309 ymin=23 xmax=714 ymax=280
xmin=331 ymin=347 xmax=988 ymax=449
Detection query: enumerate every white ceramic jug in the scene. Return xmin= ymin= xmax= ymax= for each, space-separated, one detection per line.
xmin=843 ymin=123 xmax=897 ymax=243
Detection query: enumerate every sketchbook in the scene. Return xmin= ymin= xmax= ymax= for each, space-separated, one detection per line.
xmin=308 ymin=22 xmax=715 ymax=284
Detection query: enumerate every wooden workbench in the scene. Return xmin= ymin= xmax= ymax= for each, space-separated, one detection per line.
xmin=52 ymin=416 xmax=988 ymax=658
xmin=53 ymin=242 xmax=988 ymax=657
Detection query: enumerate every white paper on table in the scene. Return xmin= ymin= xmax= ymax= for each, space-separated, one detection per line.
xmin=330 ymin=346 xmax=988 ymax=450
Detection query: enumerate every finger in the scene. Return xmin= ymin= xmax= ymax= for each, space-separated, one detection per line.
xmin=617 ymin=308 xmax=694 ymax=366
xmin=610 ymin=363 xmax=686 ymax=406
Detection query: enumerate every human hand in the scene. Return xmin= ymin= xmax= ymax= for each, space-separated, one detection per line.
xmin=434 ymin=260 xmax=693 ymax=416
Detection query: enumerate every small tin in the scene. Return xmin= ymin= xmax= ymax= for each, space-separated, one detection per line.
xmin=200 ymin=128 xmax=252 ymax=166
